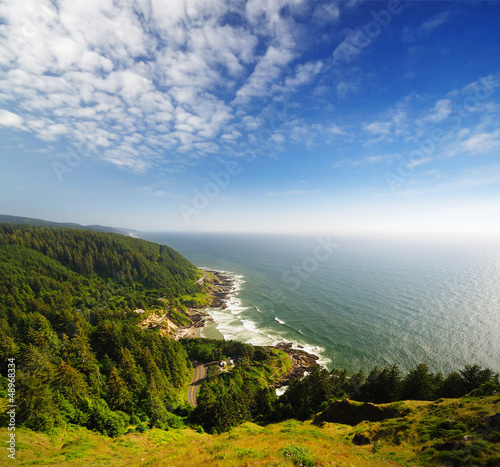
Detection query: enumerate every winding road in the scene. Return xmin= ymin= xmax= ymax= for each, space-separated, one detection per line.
xmin=187 ymin=362 xmax=208 ymax=406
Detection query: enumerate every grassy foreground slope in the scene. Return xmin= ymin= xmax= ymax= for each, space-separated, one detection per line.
xmin=1 ymin=393 xmax=498 ymax=466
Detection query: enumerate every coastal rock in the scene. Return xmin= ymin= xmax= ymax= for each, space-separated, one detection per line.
xmin=475 ymin=412 xmax=500 ymax=440
xmin=206 ymin=270 xmax=235 ymax=308
xmin=272 ymin=342 xmax=320 ymax=387
xmin=174 ymin=271 xmax=324 ymax=389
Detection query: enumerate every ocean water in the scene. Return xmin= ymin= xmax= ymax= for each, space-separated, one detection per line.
xmin=139 ymin=232 xmax=500 ymax=374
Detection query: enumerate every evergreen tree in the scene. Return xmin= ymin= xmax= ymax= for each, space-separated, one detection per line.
xmin=401 ymin=363 xmax=437 ymax=400
xmin=53 ymin=360 xmax=89 ymax=406
xmin=460 ymin=364 xmax=495 ymax=394
xmin=359 ymin=365 xmax=402 ymax=403
xmin=106 ymin=367 xmax=133 ymax=413
xmin=438 ymin=371 xmax=465 ymax=398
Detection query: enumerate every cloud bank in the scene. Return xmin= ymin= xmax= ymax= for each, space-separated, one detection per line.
xmin=0 ymin=0 xmax=343 ymax=172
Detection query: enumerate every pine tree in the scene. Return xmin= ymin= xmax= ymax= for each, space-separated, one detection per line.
xmin=53 ymin=360 xmax=89 ymax=406
xmin=119 ymin=347 xmax=145 ymax=391
xmin=106 ymin=367 xmax=133 ymax=412
xmin=402 ymin=363 xmax=436 ymax=400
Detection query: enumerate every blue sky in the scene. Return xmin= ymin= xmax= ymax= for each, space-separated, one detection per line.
xmin=1 ymin=0 xmax=500 ymax=234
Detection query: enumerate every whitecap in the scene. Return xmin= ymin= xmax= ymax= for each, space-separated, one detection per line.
xmin=241 ymin=319 xmax=258 ymax=333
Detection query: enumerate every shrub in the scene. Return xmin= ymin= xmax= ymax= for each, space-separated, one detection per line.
xmin=468 ymin=381 xmax=500 ymax=397
xmin=135 ymin=422 xmax=149 ymax=433
xmin=438 ymin=450 xmax=467 ymax=464
xmin=486 ymin=455 xmax=500 ymax=466
xmin=87 ymin=401 xmax=128 ymax=437
xmin=280 ymin=444 xmax=316 ymax=467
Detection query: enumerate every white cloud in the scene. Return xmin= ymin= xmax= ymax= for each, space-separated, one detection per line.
xmin=406 ymin=156 xmax=432 ymax=169
xmin=1 ymin=0 xmax=329 ymax=172
xmin=286 ymin=120 xmax=347 ymax=147
xmin=0 ymin=109 xmax=24 ymax=128
xmin=363 ymin=121 xmax=391 ymax=135
xmin=221 ymin=130 xmax=242 ymax=142
xmin=399 ymin=164 xmax=500 ymax=196
xmin=233 ymin=45 xmax=294 ymax=104
xmin=242 ymin=115 xmax=263 ymax=130
xmin=329 ymin=124 xmax=344 ymax=136
xmin=402 ymin=11 xmax=451 ymax=42
xmin=272 ymin=133 xmax=285 ymax=143
xmin=337 ymin=80 xmax=359 ymax=98
xmin=460 ymin=130 xmax=500 ymax=155
xmin=233 ymin=0 xmax=308 ymax=104
xmin=332 ymin=153 xmax=398 ymax=169
xmin=137 ymin=186 xmax=168 ymax=197
xmin=284 ymin=61 xmax=323 ymax=89
xmin=419 ymin=12 xmax=450 ymax=34
xmin=312 ymin=2 xmax=340 ymax=26
xmin=421 ymin=99 xmax=453 ymax=123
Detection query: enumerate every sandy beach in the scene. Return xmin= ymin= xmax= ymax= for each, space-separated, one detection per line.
xmin=174 ymin=325 xmax=202 ymax=339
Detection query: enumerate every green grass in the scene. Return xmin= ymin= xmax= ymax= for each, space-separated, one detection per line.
xmin=179 ymin=292 xmax=213 ymax=308
xmin=236 ymin=348 xmax=291 ymax=388
xmin=169 ymin=307 xmax=191 ymax=326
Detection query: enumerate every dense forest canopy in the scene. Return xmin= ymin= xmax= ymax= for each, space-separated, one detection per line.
xmin=0 ymin=223 xmax=202 ymax=435
xmin=0 ymin=214 xmax=134 ymax=235
xmin=0 ymin=222 xmax=201 ymax=303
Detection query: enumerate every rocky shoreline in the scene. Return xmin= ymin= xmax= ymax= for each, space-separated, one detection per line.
xmin=205 ymin=269 xmax=236 ymax=308
xmin=173 ymin=269 xmax=235 ymax=339
xmin=174 ymin=269 xmax=321 ymax=384
xmin=272 ymin=341 xmax=320 ymax=387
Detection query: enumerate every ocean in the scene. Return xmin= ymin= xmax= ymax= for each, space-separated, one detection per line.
xmin=139 ymin=232 xmax=500 ymax=374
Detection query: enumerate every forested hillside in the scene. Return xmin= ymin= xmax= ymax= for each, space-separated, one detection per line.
xmin=0 ymin=223 xmax=201 ymax=435
xmin=0 ymin=214 xmax=135 ymax=235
